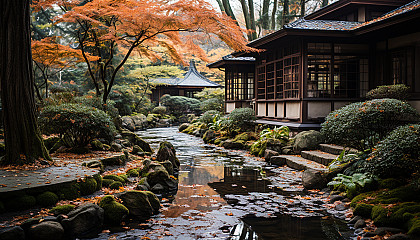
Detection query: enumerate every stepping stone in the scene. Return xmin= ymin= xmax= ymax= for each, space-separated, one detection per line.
xmin=319 ymin=144 xmax=358 ymax=155
xmin=273 ymin=155 xmax=328 ymax=172
xmin=301 ymin=150 xmax=338 ymax=166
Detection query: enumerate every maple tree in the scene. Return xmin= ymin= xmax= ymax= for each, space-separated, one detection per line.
xmin=32 ymin=37 xmax=99 ymax=100
xmin=34 ymin=0 xmax=252 ymax=104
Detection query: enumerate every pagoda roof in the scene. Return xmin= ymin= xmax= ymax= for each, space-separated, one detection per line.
xmin=152 ymin=60 xmax=221 ymax=87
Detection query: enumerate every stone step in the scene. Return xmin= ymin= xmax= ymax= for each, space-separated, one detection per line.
xmin=301 ymin=150 xmax=338 ymax=166
xmin=271 ymin=155 xmax=328 ymax=172
xmin=319 ymin=143 xmax=359 ymax=155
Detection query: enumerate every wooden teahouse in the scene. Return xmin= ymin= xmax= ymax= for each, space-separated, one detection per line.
xmin=151 ymin=60 xmax=221 ymax=103
xmin=208 ymin=0 xmax=420 ymax=130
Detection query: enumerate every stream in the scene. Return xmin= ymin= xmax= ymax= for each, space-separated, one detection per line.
xmin=95 ymin=127 xmax=353 ymax=240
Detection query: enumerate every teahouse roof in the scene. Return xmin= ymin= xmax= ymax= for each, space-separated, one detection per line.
xmin=152 ymin=60 xmax=221 ymax=87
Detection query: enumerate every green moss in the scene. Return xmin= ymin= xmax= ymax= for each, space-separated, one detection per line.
xmin=119 ymin=174 xmax=128 ymax=183
xmin=57 ymin=184 xmax=80 ymax=200
xmin=36 ymin=191 xmax=59 ymax=207
xmin=126 ymin=169 xmax=139 ymax=177
xmin=371 ymin=206 xmax=391 ymax=226
xmin=109 ymin=181 xmax=123 ymax=190
xmin=233 ymin=132 xmax=258 ymax=142
xmin=93 ymin=174 xmax=103 ymax=190
xmin=102 ymin=179 xmax=115 ymax=188
xmin=408 ymin=218 xmax=420 ymax=236
xmin=144 ymin=191 xmax=161 ymax=211
xmin=99 ymin=195 xmax=129 ymax=225
xmin=103 ymin=174 xmax=125 ymax=183
xmin=378 ymin=178 xmax=405 ymax=189
xmin=101 ymin=155 xmax=126 ymax=166
xmin=214 ymin=137 xmax=228 ymax=145
xmin=79 ymin=177 xmax=97 ymax=196
xmin=353 ymin=203 xmax=374 ymax=218
xmin=49 ymin=204 xmax=75 ymax=215
xmin=91 ymin=139 xmax=104 ymax=150
xmin=6 ymin=195 xmax=36 ymax=210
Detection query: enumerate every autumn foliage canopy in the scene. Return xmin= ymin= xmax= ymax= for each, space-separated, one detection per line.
xmin=33 ymin=0 xmax=253 ymax=102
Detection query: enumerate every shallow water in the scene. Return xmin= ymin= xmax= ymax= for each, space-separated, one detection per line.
xmin=95 ymin=127 xmax=353 ymax=240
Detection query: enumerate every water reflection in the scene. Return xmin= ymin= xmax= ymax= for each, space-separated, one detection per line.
xmin=94 ymin=127 xmax=352 ymax=239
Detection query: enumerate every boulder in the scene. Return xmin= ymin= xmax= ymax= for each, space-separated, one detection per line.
xmin=271 ymin=156 xmax=286 ymax=166
xmin=157 ymin=118 xmax=172 ymax=127
xmin=161 ymin=160 xmax=174 ymax=175
xmin=131 ymin=114 xmax=147 ymax=130
xmin=121 ymin=116 xmax=135 ymax=131
xmin=98 ymin=195 xmax=129 ymax=225
xmin=301 ymin=169 xmax=327 ymax=190
xmin=116 ymin=191 xmax=160 ymax=218
xmin=61 ymin=203 xmax=104 ymax=239
xmin=121 ymin=131 xmax=152 ymax=153
xmin=221 ymin=140 xmax=245 ymax=150
xmin=156 ymin=141 xmax=179 ymax=171
xmin=90 ymin=140 xmax=104 ymax=151
xmin=264 ymin=149 xmax=279 ymax=162
xmin=0 ymin=226 xmax=25 ymax=240
xmin=29 ymin=221 xmax=64 ymax=240
xmin=131 ymin=145 xmax=143 ymax=155
xmin=266 ymin=138 xmax=286 ymax=153
xmin=293 ymin=130 xmax=324 ymax=153
xmin=203 ymin=130 xmax=217 ymax=144
xmin=178 ymin=123 xmax=190 ymax=132
xmin=354 ymin=219 xmax=366 ymax=229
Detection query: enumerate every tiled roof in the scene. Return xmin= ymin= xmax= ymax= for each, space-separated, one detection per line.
xmin=352 ymin=0 xmax=420 ymax=29
xmin=285 ymin=19 xmax=362 ymax=31
xmin=222 ymin=54 xmax=255 ymax=61
xmin=152 ymin=60 xmax=221 ymax=87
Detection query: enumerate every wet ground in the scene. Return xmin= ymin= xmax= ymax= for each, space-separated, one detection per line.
xmin=95 ymin=127 xmax=353 ymax=240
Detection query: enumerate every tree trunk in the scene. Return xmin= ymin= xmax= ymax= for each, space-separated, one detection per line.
xmin=215 ymin=0 xmax=226 ymax=12
xmin=0 ymin=0 xmax=51 ymax=165
xmin=261 ymin=0 xmax=270 ymax=29
xmin=248 ymin=0 xmax=257 ymax=39
xmin=282 ymin=0 xmax=290 ymax=26
xmin=271 ymin=0 xmax=278 ymax=30
xmin=301 ymin=0 xmax=305 ymax=17
xmin=240 ymin=0 xmax=253 ymax=40
xmin=221 ymin=0 xmax=237 ymax=21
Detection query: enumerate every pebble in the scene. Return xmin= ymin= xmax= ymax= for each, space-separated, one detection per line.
xmin=329 ymin=195 xmax=344 ymax=203
xmin=354 ymin=219 xmax=366 ymax=229
xmin=335 ymin=203 xmax=348 ymax=211
xmin=348 ymin=215 xmax=362 ymax=224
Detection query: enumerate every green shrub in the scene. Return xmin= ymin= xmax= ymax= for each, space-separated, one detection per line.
xmin=74 ymin=96 xmax=119 ymax=119
xmin=327 ymin=173 xmax=376 ymax=198
xmin=109 ymin=181 xmax=123 ymax=190
xmin=321 ymin=99 xmax=420 ymax=149
xmin=366 ymin=84 xmax=409 ymax=100
xmin=228 ymin=108 xmax=256 ymax=131
xmin=366 ymin=124 xmax=420 ymax=178
xmin=78 ymin=177 xmax=97 ymax=196
xmin=200 ymin=98 xmax=223 ymax=112
xmin=160 ymin=94 xmax=201 ymax=117
xmin=200 ymin=110 xmax=221 ymax=126
xmin=194 ymin=88 xmax=224 ymax=101
xmin=152 ymin=106 xmax=167 ymax=115
xmin=49 ymin=204 xmax=75 ymax=215
xmin=99 ymin=195 xmax=129 ymax=225
xmin=36 ymin=191 xmax=59 ymax=207
xmin=108 ymin=85 xmax=136 ymax=116
xmin=39 ymin=104 xmax=116 ymax=148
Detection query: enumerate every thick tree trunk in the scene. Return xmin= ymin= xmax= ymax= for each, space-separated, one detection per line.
xmin=261 ymin=0 xmax=270 ymax=29
xmin=0 ymin=0 xmax=51 ymax=165
xmin=240 ymin=0 xmax=253 ymax=40
xmin=248 ymin=0 xmax=257 ymax=39
xmin=222 ymin=0 xmax=237 ymax=22
xmin=282 ymin=0 xmax=290 ymax=26
xmin=301 ymin=0 xmax=306 ymax=17
xmin=271 ymin=0 xmax=278 ymax=30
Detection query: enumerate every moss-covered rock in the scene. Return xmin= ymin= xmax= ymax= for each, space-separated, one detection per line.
xmin=378 ymin=178 xmax=406 ymax=189
xmin=178 ymin=123 xmax=190 ymax=132
xmin=93 ymin=174 xmax=103 ymax=190
xmin=371 ymin=206 xmax=391 ymax=226
xmin=126 ymin=169 xmax=139 ymax=177
xmin=203 ymin=130 xmax=217 ymax=144
xmin=131 ymin=145 xmax=143 ymax=155
xmin=120 ymin=130 xmax=152 ymax=153
xmin=90 ymin=139 xmax=104 ymax=150
xmin=57 ymin=184 xmax=80 ymax=200
xmin=98 ymin=195 xmax=129 ymax=225
xmin=49 ymin=204 xmax=75 ymax=215
xmin=109 ymin=181 xmax=123 ymax=190
xmin=234 ymin=132 xmax=258 ymax=142
xmin=116 ymin=190 xmax=160 ymax=218
xmin=6 ymin=195 xmax=36 ymax=210
xmin=82 ymin=160 xmax=104 ymax=172
xmin=78 ymin=177 xmax=97 ymax=196
xmin=408 ymin=218 xmax=420 ymax=237
xmin=119 ymin=174 xmax=129 ymax=183
xmin=102 ymin=179 xmax=114 ymax=188
xmin=101 ymin=154 xmax=126 ymax=166
xmin=221 ymin=139 xmax=245 ymax=150
xmin=156 ymin=141 xmax=179 ymax=171
xmin=36 ymin=191 xmax=59 ymax=207
xmin=103 ymin=174 xmax=125 ymax=183
xmin=353 ymin=203 xmax=374 ymax=218
xmin=214 ymin=137 xmax=228 ymax=146
xmin=293 ymin=130 xmax=324 ymax=153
